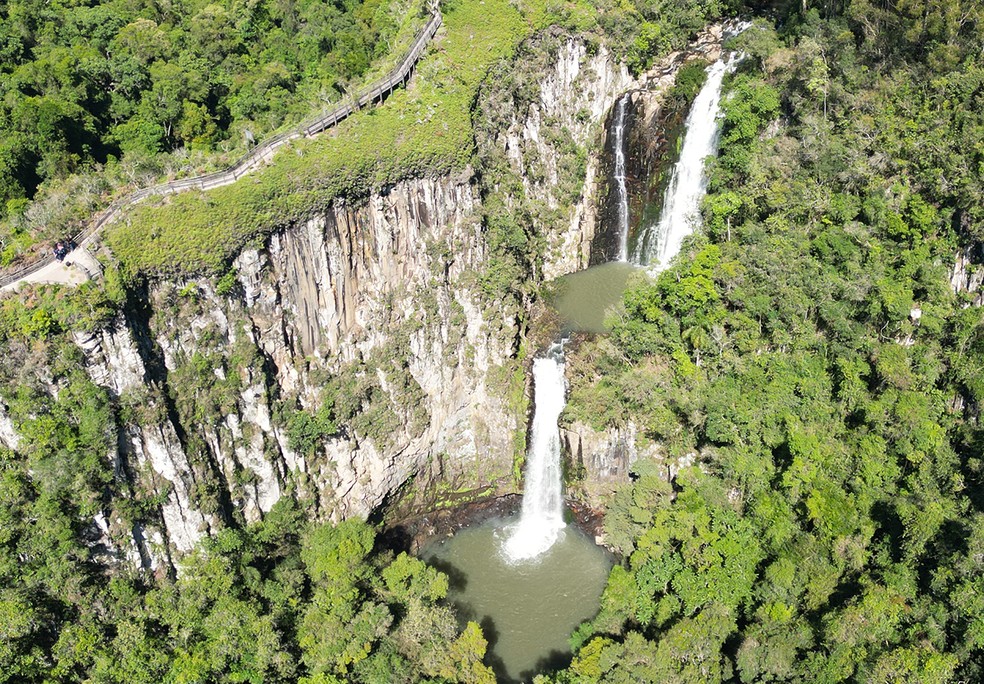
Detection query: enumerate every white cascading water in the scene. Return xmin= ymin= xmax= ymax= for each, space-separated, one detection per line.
xmin=612 ymin=94 xmax=631 ymax=261
xmin=633 ymin=53 xmax=740 ymax=268
xmin=502 ymin=43 xmax=748 ymax=564
xmin=503 ymin=342 xmax=567 ymax=562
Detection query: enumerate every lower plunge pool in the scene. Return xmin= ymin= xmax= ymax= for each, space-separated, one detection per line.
xmin=422 ymin=513 xmax=612 ymax=682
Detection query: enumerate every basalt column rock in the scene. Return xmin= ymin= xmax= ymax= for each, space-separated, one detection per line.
xmin=951 ymin=241 xmax=984 ymax=307
xmin=562 ymin=420 xmax=697 ymax=507
xmin=477 ymin=29 xmax=637 ymax=281
xmin=53 ymin=174 xmax=523 ymax=566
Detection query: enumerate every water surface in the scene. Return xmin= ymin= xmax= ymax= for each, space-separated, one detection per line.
xmin=548 ymin=262 xmax=639 ymax=333
xmin=424 ymin=515 xmax=612 ymax=682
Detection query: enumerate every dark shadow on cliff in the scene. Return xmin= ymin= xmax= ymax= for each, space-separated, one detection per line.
xmin=376 ymin=523 xmax=414 ymax=555
xmin=122 ymin=277 xmax=238 ymax=531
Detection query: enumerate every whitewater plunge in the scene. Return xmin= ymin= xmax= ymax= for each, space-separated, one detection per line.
xmin=632 ymin=53 xmax=740 ymax=268
xmin=612 ymin=95 xmax=631 ymax=262
xmin=422 ymin=347 xmax=612 ymax=682
xmin=503 ymin=343 xmax=567 ymax=562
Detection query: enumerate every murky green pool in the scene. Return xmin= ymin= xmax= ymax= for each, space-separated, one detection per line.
xmin=423 ymin=515 xmax=612 ymax=682
xmin=547 ymin=262 xmax=640 ymax=333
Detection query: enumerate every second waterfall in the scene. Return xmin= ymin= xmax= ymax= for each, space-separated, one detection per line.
xmin=632 ymin=54 xmax=740 ymax=267
xmin=503 ymin=342 xmax=567 ymax=562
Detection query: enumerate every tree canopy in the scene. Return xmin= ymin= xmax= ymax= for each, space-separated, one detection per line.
xmin=0 ymin=0 xmax=409 ymax=211
xmin=555 ymin=1 xmax=984 ymax=682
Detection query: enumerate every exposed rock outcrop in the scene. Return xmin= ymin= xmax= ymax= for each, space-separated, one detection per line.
xmin=563 ymin=421 xmax=646 ymax=502
xmin=563 ymin=420 xmax=695 ymax=506
xmin=56 ymin=174 xmax=522 ymax=566
xmin=951 ymin=245 xmax=984 ymax=306
xmin=502 ymin=36 xmax=637 ymax=280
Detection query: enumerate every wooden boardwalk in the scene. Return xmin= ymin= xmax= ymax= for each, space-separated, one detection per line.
xmin=0 ymin=11 xmax=442 ymax=291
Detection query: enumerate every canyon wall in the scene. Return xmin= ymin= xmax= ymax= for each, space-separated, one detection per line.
xmin=1 ymin=174 xmax=522 ymax=569
xmin=0 ymin=25 xmax=743 ymax=567
xmin=951 ymin=243 xmax=984 ymax=307
xmin=482 ymin=30 xmax=637 ymax=280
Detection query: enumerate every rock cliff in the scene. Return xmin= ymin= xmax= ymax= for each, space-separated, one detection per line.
xmin=23 ymin=174 xmax=522 ymax=568
xmin=562 ymin=418 xmax=698 ymax=506
xmin=489 ymin=32 xmax=637 ymax=280
xmin=951 ymin=244 xmax=984 ymax=307
xmin=0 ymin=23 xmax=738 ymax=566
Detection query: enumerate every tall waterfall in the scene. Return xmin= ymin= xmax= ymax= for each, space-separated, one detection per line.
xmin=612 ymin=95 xmax=631 ymax=261
xmin=503 ymin=342 xmax=567 ymax=562
xmin=633 ymin=54 xmax=739 ymax=268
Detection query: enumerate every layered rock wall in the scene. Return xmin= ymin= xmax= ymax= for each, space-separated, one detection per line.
xmin=951 ymin=244 xmax=984 ymax=307
xmin=0 ymin=24 xmax=742 ymax=566
xmin=55 ymin=174 xmax=521 ymax=568
xmin=481 ymin=31 xmax=636 ymax=281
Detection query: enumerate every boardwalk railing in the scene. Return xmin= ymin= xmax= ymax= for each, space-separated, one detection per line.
xmin=0 ymin=11 xmax=442 ymax=290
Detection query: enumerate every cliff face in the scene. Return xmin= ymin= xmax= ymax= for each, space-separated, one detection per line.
xmin=562 ymin=420 xmax=697 ymax=505
xmin=0 ymin=24 xmax=739 ymax=567
xmin=494 ymin=34 xmax=637 ymax=280
xmin=474 ymin=29 xmax=636 ymax=282
xmin=50 ymin=174 xmax=521 ymax=568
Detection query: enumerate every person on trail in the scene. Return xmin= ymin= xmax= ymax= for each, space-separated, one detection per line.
xmin=53 ymin=242 xmax=67 ymax=261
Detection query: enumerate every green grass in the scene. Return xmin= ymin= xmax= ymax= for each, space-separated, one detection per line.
xmin=106 ymin=0 xmax=547 ymax=277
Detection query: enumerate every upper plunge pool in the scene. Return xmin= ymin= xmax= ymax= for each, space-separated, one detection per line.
xmin=547 ymin=261 xmax=639 ymax=334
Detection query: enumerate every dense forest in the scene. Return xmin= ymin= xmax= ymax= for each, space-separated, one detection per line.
xmin=557 ymin=0 xmax=984 ymax=681
xmin=0 ymin=0 xmax=982 ymax=681
xmin=0 ymin=0 xmax=422 ymax=261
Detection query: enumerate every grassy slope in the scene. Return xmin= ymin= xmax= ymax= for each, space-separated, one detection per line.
xmin=106 ymin=0 xmax=534 ymax=277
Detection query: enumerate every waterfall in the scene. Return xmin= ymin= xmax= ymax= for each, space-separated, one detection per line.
xmin=503 ymin=342 xmax=567 ymax=562
xmin=613 ymin=95 xmax=631 ymax=262
xmin=633 ymin=54 xmax=740 ymax=268
xmin=502 ymin=41 xmax=748 ymax=564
